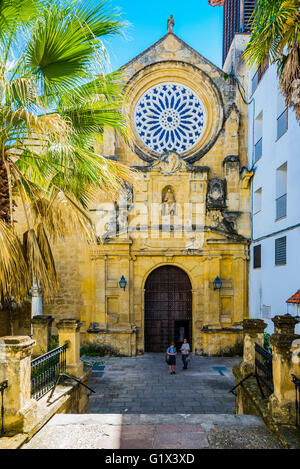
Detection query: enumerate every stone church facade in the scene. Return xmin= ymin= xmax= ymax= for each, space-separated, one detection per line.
xmin=45 ymin=31 xmax=252 ymax=356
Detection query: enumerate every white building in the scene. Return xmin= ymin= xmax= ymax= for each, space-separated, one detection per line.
xmin=248 ymin=62 xmax=300 ymax=334
xmin=209 ymin=0 xmax=300 ymax=335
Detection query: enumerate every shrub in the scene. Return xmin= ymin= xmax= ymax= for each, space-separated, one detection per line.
xmin=49 ymin=335 xmax=59 ymax=350
xmin=264 ymin=332 xmax=272 ymax=352
xmin=80 ymin=343 xmax=123 ymax=357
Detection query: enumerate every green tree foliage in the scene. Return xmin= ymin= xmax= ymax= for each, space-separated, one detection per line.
xmin=244 ymin=0 xmax=300 ymax=120
xmin=0 ymin=0 xmax=133 ymax=303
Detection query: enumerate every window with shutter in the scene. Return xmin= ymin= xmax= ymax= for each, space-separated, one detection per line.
xmin=253 ymin=244 xmax=261 ymax=269
xmin=275 ymin=237 xmax=287 ymax=266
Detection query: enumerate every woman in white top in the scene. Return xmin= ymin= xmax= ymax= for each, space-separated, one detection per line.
xmin=180 ymin=338 xmax=191 ymax=370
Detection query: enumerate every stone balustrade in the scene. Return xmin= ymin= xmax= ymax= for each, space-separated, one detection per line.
xmin=240 ymin=318 xmax=267 ymax=376
xmin=234 ymin=314 xmax=300 ymax=431
xmin=0 ymin=318 xmax=88 ymax=438
xmin=268 ymin=315 xmax=300 ymax=425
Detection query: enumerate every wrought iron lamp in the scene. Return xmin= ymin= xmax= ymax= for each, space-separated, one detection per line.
xmin=214 ymin=276 xmax=222 ymax=290
xmin=119 ymin=275 xmax=127 ymax=291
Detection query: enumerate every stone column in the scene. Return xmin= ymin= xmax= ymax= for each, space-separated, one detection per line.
xmin=93 ymin=257 xmax=107 ymax=329
xmin=56 ymin=319 xmax=83 ymax=377
xmin=206 ymin=255 xmax=222 ymax=328
xmin=240 ymin=319 xmax=267 ymax=376
xmin=31 ymin=315 xmax=54 ymax=357
xmin=0 ymin=336 xmax=37 ymax=433
xmin=269 ymin=315 xmax=300 ymax=425
xmin=30 ymin=282 xmax=43 ymax=317
xmin=232 ymin=256 xmax=246 ymax=325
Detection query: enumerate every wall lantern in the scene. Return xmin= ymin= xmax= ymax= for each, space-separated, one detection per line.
xmin=214 ymin=276 xmax=222 ymax=290
xmin=119 ymin=275 xmax=127 ymax=291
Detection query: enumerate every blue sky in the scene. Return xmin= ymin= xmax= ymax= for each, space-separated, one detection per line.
xmin=102 ymin=0 xmax=223 ymax=71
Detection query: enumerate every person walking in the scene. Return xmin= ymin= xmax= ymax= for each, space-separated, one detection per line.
xmin=166 ymin=342 xmax=177 ymax=375
xmin=180 ymin=338 xmax=191 ymax=370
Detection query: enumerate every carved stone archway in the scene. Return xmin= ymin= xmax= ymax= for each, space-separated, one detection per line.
xmin=144 ymin=265 xmax=192 ymax=352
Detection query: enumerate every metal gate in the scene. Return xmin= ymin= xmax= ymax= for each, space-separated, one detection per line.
xmin=144 ymin=266 xmax=192 ymax=352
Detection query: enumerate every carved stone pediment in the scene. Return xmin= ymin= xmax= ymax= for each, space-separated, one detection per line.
xmin=151 ymin=151 xmax=187 ymax=175
xmin=132 ymin=151 xmax=192 ymax=175
xmin=132 ymin=151 xmax=210 ymax=175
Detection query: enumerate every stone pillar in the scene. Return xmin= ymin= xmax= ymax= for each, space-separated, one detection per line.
xmin=269 ymin=315 xmax=300 ymax=425
xmin=232 ymin=256 xmax=246 ymax=325
xmin=291 ymin=338 xmax=300 ymax=376
xmin=240 ymin=319 xmax=267 ymax=376
xmin=93 ymin=257 xmax=107 ymax=329
xmin=205 ymin=255 xmax=221 ymax=328
xmin=57 ymin=319 xmax=83 ymax=377
xmin=31 ymin=315 xmax=54 ymax=357
xmin=0 ymin=336 xmax=37 ymax=433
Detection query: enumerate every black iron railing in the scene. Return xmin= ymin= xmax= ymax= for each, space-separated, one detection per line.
xmin=255 ymin=343 xmax=274 ymax=398
xmin=292 ymin=374 xmax=300 ymax=432
xmin=276 ymin=194 xmax=287 ymax=220
xmin=254 ymin=137 xmax=263 ymax=162
xmin=31 ymin=343 xmax=68 ymax=400
xmin=277 ymin=108 xmax=288 ymax=139
xmin=0 ymin=380 xmax=8 ymax=436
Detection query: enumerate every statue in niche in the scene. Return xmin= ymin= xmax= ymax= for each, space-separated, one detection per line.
xmin=167 ymin=15 xmax=175 ymax=33
xmin=162 ymin=187 xmax=176 ymax=216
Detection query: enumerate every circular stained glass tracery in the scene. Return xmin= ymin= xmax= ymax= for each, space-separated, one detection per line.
xmin=134 ymin=82 xmax=206 ymax=155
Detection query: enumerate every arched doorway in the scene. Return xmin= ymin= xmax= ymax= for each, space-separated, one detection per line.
xmin=144 ymin=266 xmax=192 ymax=352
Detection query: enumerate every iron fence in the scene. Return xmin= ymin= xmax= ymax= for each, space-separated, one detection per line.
xmin=0 ymin=380 xmax=8 ymax=436
xmin=31 ymin=343 xmax=68 ymax=400
xmin=292 ymin=374 xmax=300 ymax=431
xmin=255 ymin=343 xmax=274 ymax=398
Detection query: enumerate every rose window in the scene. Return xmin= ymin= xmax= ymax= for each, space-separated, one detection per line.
xmin=134 ymin=82 xmax=206 ymax=155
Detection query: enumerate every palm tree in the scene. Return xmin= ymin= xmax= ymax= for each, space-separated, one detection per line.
xmin=0 ymin=0 xmax=133 ymax=306
xmin=244 ymin=0 xmax=300 ymax=120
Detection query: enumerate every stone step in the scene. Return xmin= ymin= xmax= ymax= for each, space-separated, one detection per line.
xmin=22 ymin=413 xmax=283 ymax=449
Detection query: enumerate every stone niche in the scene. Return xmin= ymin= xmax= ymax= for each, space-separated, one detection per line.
xmin=206 ymin=177 xmax=227 ymax=210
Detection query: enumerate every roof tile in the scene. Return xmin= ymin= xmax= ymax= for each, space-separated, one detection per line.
xmin=286 ymin=290 xmax=300 ymax=304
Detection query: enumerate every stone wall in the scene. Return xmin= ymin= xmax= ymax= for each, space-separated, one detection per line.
xmin=2 ymin=32 xmax=252 ymax=357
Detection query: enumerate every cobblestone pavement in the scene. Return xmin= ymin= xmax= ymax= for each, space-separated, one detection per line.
xmin=23 ymin=414 xmax=283 ymax=449
xmin=87 ymin=353 xmax=240 ymax=414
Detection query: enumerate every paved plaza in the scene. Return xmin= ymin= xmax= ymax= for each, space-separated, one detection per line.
xmin=23 ymin=413 xmax=282 ymax=449
xmin=88 ymin=353 xmax=240 ymax=414
xmin=23 ymin=354 xmax=284 ymax=449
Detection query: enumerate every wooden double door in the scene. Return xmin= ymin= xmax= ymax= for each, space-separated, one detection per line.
xmin=144 ymin=266 xmax=192 ymax=353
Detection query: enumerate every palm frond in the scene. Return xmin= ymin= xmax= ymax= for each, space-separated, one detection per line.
xmin=0 ymin=218 xmax=30 ymax=302
xmin=0 ymin=0 xmax=133 ymax=304
xmin=244 ymin=0 xmax=300 ymax=68
xmin=29 ymin=191 xmax=96 ymax=243
xmin=22 ymin=1 xmax=124 ymax=97
xmin=23 ymin=226 xmax=57 ymax=299
xmin=279 ymin=45 xmax=300 ymax=119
